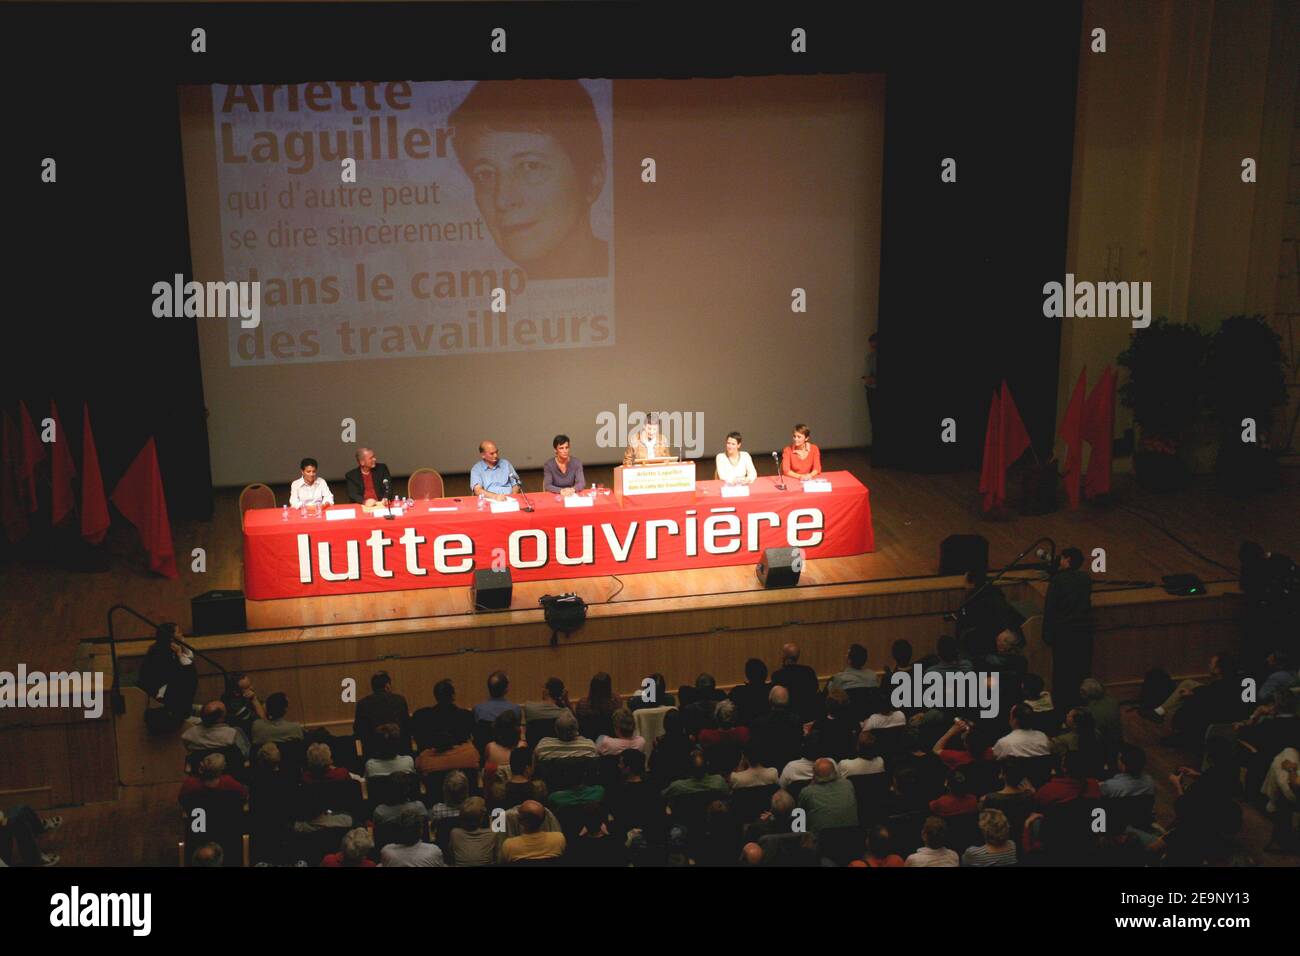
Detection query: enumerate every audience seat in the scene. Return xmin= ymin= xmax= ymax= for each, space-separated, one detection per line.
xmin=730 ymin=783 xmax=780 ymax=824
xmin=632 ymin=707 xmax=672 ymax=757
xmin=525 ymin=718 xmax=558 ymax=748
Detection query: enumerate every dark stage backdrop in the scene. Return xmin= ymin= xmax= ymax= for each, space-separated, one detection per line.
xmin=874 ymin=3 xmax=1083 ymax=471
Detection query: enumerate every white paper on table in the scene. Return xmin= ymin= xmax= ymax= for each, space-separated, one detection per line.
xmin=720 ymin=483 xmax=750 ymax=497
xmin=369 ymin=507 xmax=392 ymax=517
xmin=426 ymin=506 xmax=459 ymax=512
xmin=489 ymin=499 xmax=520 ymax=513
xmin=563 ymin=495 xmax=594 ymax=508
xmin=801 ymin=480 xmax=832 ymax=492
xmin=325 ymin=508 xmax=357 ymax=520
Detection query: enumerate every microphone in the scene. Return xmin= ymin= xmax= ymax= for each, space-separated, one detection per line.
xmin=381 ymin=477 xmax=394 ymax=519
xmin=771 ymin=451 xmax=787 ymax=491
xmin=510 ymin=472 xmax=535 ymax=512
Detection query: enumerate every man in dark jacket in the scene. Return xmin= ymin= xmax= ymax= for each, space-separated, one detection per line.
xmin=354 ymin=671 xmax=410 ymax=758
xmin=1042 ymin=547 xmax=1093 ymax=710
xmin=345 ymin=447 xmax=394 ymax=504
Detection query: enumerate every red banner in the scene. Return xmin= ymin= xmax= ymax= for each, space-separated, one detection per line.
xmin=243 ymin=472 xmax=874 ymax=600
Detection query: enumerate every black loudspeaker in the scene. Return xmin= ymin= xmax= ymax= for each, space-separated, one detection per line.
xmin=939 ymin=534 xmax=989 ymax=580
xmin=757 ymin=547 xmax=803 ymax=588
xmin=191 ymin=589 xmax=247 ymax=635
xmin=472 ymin=569 xmax=513 ymax=610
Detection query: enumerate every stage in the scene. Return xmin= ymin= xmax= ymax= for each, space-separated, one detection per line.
xmin=1 ymin=447 xmax=1290 ymax=806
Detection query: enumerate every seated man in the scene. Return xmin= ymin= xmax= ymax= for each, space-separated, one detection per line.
xmin=473 ymin=670 xmax=522 ymax=725
xmin=251 ymin=692 xmax=303 ymax=749
xmin=289 ymin=457 xmax=334 ymax=509
xmin=353 ymin=670 xmax=409 ymax=759
xmin=179 ymin=753 xmax=249 ymax=804
xmin=991 ymin=704 xmax=1051 ymax=759
xmin=533 ymin=712 xmax=598 ymax=765
xmin=797 ymin=758 xmax=859 ymax=835
xmin=829 ymin=643 xmax=879 ymax=692
xmin=623 ymin=413 xmax=673 ymax=466
xmin=379 ymin=806 xmax=445 ymax=867
xmin=344 ymin=447 xmax=393 ymax=506
xmin=1099 ymin=745 xmax=1156 ymax=798
xmin=500 ymin=800 xmax=566 ymax=862
xmin=470 ymin=440 xmax=521 ymax=502
xmin=411 ymin=678 xmax=475 ymax=751
xmin=181 ymin=701 xmax=251 ymax=759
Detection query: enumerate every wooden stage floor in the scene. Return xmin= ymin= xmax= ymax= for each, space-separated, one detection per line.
xmin=3 ymin=446 xmax=1297 ymax=672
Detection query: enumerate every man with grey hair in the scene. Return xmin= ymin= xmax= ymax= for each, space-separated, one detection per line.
xmin=322 ymin=827 xmax=377 ymax=867
xmin=429 ymin=770 xmax=471 ymax=824
xmin=181 ymin=700 xmax=250 ymax=758
xmin=345 ymin=447 xmax=393 ymax=506
xmin=533 ymin=711 xmax=597 ymax=764
xmin=379 ymin=806 xmax=445 ymax=866
xmin=797 ymin=757 xmax=858 ymax=834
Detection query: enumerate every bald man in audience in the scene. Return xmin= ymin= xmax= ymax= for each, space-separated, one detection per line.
xmin=750 ymin=685 xmax=804 ymax=771
xmin=181 ymin=701 xmax=250 ymax=758
xmin=798 ymin=758 xmax=859 ymax=835
xmin=500 ymin=800 xmax=566 ymax=862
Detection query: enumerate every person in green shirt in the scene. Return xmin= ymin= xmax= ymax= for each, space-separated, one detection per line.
xmin=662 ymin=749 xmax=728 ymax=804
xmin=798 ymin=758 xmax=859 ymax=834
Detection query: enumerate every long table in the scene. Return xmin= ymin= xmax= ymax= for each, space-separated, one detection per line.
xmin=243 ymin=471 xmax=873 ymax=600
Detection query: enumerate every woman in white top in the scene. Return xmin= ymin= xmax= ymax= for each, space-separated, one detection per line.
xmin=715 ymin=431 xmax=757 ymax=484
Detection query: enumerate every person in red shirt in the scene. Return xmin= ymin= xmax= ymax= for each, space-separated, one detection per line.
xmin=781 ymin=424 xmax=822 ymax=481
xmin=178 ymin=753 xmax=248 ymax=803
xmin=933 ymin=718 xmax=996 ymax=770
xmin=320 ymin=827 xmax=378 ymax=867
xmin=929 ymin=769 xmax=979 ymax=817
xmin=1033 ymin=751 xmax=1102 ymax=808
xmin=302 ymin=741 xmax=354 ymax=785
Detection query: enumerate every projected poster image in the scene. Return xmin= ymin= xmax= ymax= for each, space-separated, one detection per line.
xmin=212 ymin=79 xmax=614 ymax=366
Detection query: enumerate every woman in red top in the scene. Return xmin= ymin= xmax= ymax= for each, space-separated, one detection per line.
xmin=781 ymin=424 xmax=822 ymax=480
xmin=859 ymin=824 xmax=905 ymax=867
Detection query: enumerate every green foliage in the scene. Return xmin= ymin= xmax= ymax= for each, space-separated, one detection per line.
xmin=1117 ymin=318 xmax=1211 ymax=443
xmin=1205 ymin=315 xmax=1287 ymax=432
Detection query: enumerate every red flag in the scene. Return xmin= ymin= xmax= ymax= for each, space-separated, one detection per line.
xmin=1000 ymin=381 xmax=1032 ymax=467
xmin=1 ymin=412 xmax=30 ymax=543
xmin=978 ymin=388 xmax=1003 ymax=511
xmin=18 ymin=400 xmax=46 ymax=512
xmin=1058 ymin=368 xmax=1087 ymax=509
xmin=110 ymin=437 xmax=177 ymax=577
xmin=81 ymin=405 xmax=111 ymax=546
xmin=1082 ymin=366 xmax=1116 ymax=499
xmin=979 ymin=381 xmax=1032 ymax=512
xmin=49 ymin=401 xmax=78 ymax=526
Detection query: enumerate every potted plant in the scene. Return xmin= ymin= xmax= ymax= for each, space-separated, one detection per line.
xmin=1206 ymin=314 xmax=1287 ymax=496
xmin=1117 ymin=318 xmax=1210 ymax=492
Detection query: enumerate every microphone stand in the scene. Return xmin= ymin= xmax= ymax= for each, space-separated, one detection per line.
xmin=943 ymin=536 xmax=1055 ymax=624
xmin=511 ymin=473 xmax=535 ymax=513
xmin=382 ymin=478 xmax=395 ymax=520
xmin=771 ymin=451 xmax=787 ymax=491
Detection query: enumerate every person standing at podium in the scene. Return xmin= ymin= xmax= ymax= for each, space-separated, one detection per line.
xmin=543 ymin=434 xmax=586 ymax=496
xmin=781 ymin=424 xmax=822 ymax=481
xmin=345 ymin=447 xmax=393 ymax=505
xmin=715 ymin=432 xmax=756 ymax=484
xmin=471 ymin=440 xmax=522 ymax=501
xmin=623 ymin=413 xmax=672 ymax=466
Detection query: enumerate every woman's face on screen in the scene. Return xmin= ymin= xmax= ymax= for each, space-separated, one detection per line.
xmin=463 ymin=129 xmax=587 ymax=271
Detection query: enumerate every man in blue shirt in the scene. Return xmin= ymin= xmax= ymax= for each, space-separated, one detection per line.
xmin=470 ymin=440 xmax=522 ymax=500
xmin=1260 ymin=650 xmax=1297 ymax=705
xmin=1099 ymin=745 xmax=1156 ymax=798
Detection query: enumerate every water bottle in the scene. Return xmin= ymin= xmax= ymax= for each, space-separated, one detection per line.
xmin=281 ymin=505 xmax=288 ymax=521
xmin=299 ymin=502 xmax=307 ymax=518
xmin=477 ymin=494 xmax=485 ymax=512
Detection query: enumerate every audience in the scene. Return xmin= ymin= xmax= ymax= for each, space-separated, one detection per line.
xmin=961 ymin=809 xmax=1017 ymax=866
xmin=992 ymin=704 xmax=1052 ymax=759
xmin=353 ymin=671 xmax=409 ymax=758
xmin=411 ymin=679 xmax=475 ymax=751
xmin=771 ymin=642 xmax=820 ymax=720
xmin=798 ymin=758 xmax=858 ymax=834
xmin=250 ymin=692 xmax=303 ymax=749
xmin=181 ymin=700 xmax=251 ymax=759
xmin=904 ymin=817 xmax=959 ymax=867
xmin=595 ymin=708 xmax=646 ymax=756
xmin=473 ymin=671 xmax=522 ymax=724
xmin=534 ymin=712 xmax=598 ymax=764
xmin=500 ymin=800 xmax=566 ymax=862
xmin=380 ymin=806 xmax=446 ymax=866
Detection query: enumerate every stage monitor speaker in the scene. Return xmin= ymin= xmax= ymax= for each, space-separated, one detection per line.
xmin=191 ymin=589 xmax=247 ymax=635
xmin=757 ymin=547 xmax=803 ymax=588
xmin=472 ymin=568 xmax=513 ymax=610
xmin=939 ymin=534 xmax=989 ymax=580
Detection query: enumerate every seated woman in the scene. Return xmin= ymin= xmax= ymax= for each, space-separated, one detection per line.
xmin=781 ymin=424 xmax=822 ymax=481
xmin=542 ymin=434 xmax=586 ymax=496
xmin=715 ymin=431 xmax=757 ymax=485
